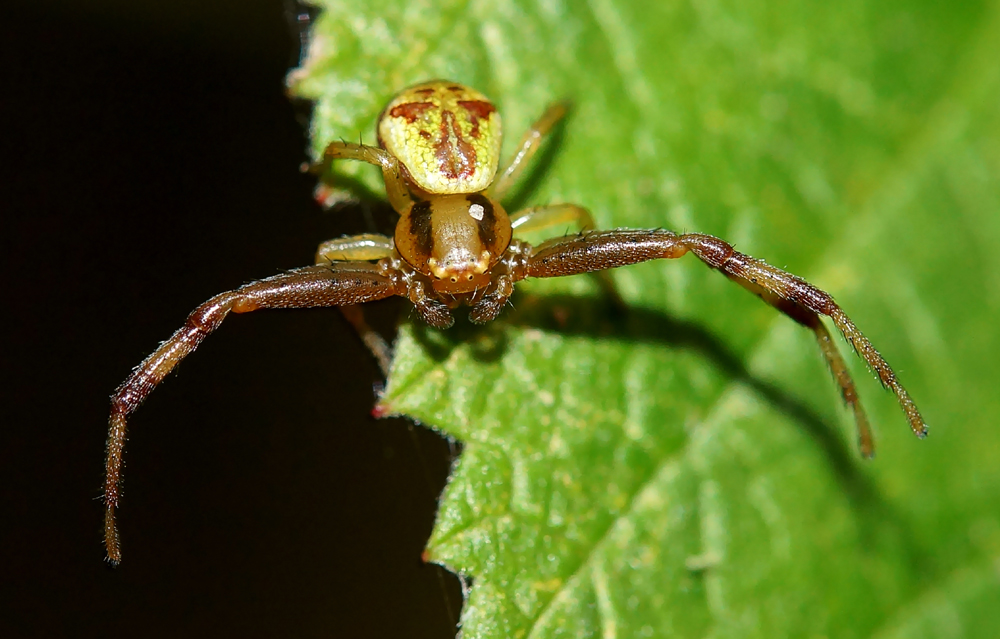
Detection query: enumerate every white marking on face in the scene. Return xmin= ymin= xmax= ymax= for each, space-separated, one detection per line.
xmin=469 ymin=203 xmax=485 ymax=221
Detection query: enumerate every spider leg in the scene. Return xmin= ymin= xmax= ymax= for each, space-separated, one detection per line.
xmin=338 ymin=305 xmax=393 ymax=377
xmin=104 ymin=263 xmax=400 ymax=565
xmin=314 ymin=234 xmax=397 ymax=375
xmin=469 ymin=268 xmax=517 ymax=324
xmin=311 ymin=141 xmax=412 ymax=214
xmin=510 ymin=203 xmax=596 ymax=234
xmin=489 ymin=102 xmax=568 ymax=201
xmin=315 ymin=233 xmax=394 ymax=264
xmin=510 ymin=203 xmax=624 ymax=310
xmin=734 ymin=280 xmax=875 ymax=457
xmin=521 ymin=229 xmax=927 ymax=451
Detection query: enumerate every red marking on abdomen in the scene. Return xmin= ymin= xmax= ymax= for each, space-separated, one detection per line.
xmin=458 ymin=100 xmax=495 ymax=138
xmin=389 ymin=101 xmax=434 ymax=123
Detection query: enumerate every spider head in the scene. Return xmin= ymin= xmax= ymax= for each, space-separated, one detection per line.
xmin=427 ymin=247 xmax=493 ymax=294
xmin=395 ymin=193 xmax=512 ymax=295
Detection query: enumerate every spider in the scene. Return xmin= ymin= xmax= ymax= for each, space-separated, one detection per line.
xmin=103 ymin=80 xmax=928 ymax=565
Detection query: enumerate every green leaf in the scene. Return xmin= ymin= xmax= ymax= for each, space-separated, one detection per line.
xmin=291 ymin=1 xmax=1000 ymax=637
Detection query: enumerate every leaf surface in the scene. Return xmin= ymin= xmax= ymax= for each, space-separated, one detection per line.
xmin=292 ymin=1 xmax=1000 ymax=636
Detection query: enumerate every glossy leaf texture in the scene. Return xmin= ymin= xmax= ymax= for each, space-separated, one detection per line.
xmin=290 ymin=1 xmax=1000 ymax=637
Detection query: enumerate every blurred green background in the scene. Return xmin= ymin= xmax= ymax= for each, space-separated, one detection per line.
xmin=4 ymin=1 xmax=998 ymax=638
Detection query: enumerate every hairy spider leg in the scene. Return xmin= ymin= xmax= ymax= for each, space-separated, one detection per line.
xmin=510 ymin=203 xmax=624 ymax=311
xmin=489 ymin=102 xmax=569 ymax=202
xmin=519 ymin=229 xmax=928 ymax=452
xmin=315 ymin=234 xmax=397 ymax=377
xmin=735 ymin=281 xmax=875 ymax=457
xmin=313 ymin=141 xmax=412 ymax=214
xmin=104 ymin=264 xmax=399 ymax=564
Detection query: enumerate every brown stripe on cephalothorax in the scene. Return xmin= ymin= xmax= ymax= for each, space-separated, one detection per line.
xmin=468 ymin=193 xmax=496 ymax=248
xmin=409 ymin=199 xmax=434 ymax=259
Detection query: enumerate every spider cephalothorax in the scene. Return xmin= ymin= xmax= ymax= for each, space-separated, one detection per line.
xmin=103 ymin=80 xmax=927 ymax=565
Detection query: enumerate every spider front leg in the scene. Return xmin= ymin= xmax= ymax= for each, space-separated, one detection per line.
xmin=104 ymin=263 xmax=401 ymax=564
xmin=315 ymin=234 xmax=397 ymax=376
xmin=511 ymin=203 xmax=596 ymax=233
xmin=521 ymin=228 xmax=928 ymax=454
xmin=510 ymin=203 xmax=624 ymax=310
xmin=489 ymin=102 xmax=568 ymax=202
xmin=312 ymin=141 xmax=412 ymax=214
xmin=315 ymin=233 xmax=395 ymax=264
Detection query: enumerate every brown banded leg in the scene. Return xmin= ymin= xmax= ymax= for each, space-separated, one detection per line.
xmin=104 ymin=263 xmax=400 ymax=565
xmin=510 ymin=203 xmax=624 ymax=310
xmin=735 ymin=280 xmax=875 ymax=457
xmin=312 ymin=141 xmax=412 ymax=214
xmin=520 ymin=228 xmax=928 ymax=452
xmin=315 ymin=234 xmax=396 ymax=375
xmin=489 ymin=102 xmax=568 ymax=201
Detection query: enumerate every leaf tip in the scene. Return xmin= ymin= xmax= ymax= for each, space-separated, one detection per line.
xmin=371 ymin=401 xmax=396 ymax=419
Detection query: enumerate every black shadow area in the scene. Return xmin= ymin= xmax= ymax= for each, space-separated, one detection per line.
xmin=0 ymin=3 xmax=460 ymax=638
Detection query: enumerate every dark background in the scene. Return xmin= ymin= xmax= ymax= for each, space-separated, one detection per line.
xmin=2 ymin=2 xmax=462 ymax=637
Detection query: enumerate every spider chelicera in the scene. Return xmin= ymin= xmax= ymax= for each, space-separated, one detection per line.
xmin=103 ymin=80 xmax=928 ymax=564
